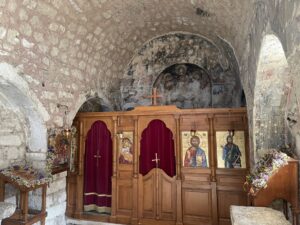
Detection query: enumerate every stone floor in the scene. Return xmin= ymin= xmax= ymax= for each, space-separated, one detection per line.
xmin=66 ymin=218 xmax=123 ymax=225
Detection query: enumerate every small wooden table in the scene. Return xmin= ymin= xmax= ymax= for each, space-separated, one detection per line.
xmin=0 ymin=166 xmax=48 ymax=225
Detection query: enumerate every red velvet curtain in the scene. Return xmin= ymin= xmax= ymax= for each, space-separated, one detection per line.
xmin=83 ymin=121 xmax=112 ymax=214
xmin=139 ymin=119 xmax=176 ymax=177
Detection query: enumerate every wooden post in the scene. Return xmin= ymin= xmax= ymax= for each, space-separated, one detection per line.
xmin=208 ymin=115 xmax=216 ymax=182
xmin=112 ymin=117 xmax=118 ymax=178
xmin=209 ymin=115 xmax=218 ymax=225
xmin=75 ymin=121 xmax=84 ymax=217
xmin=41 ymin=185 xmax=47 ymax=225
xmin=111 ymin=117 xmax=118 ymax=221
xmin=42 ymin=185 xmax=46 ymax=212
xmin=131 ymin=116 xmax=139 ymax=225
xmin=0 ymin=178 xmax=4 ymax=201
xmin=175 ymin=115 xmax=183 ymax=225
xmin=175 ymin=115 xmax=181 ymax=179
xmin=21 ymin=191 xmax=29 ymax=222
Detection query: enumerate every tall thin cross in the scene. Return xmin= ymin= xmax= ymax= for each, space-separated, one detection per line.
xmin=145 ymin=88 xmax=162 ymax=106
xmin=94 ymin=151 xmax=101 ymax=167
xmin=152 ymin=153 xmax=160 ymax=168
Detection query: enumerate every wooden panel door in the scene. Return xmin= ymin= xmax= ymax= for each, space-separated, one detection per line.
xmin=140 ymin=168 xmax=176 ymax=222
xmin=142 ymin=170 xmax=156 ymax=219
xmin=158 ymin=170 xmax=176 ymax=220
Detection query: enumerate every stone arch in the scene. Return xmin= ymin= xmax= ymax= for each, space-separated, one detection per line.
xmin=67 ymin=91 xmax=114 ymax=126
xmin=0 ymin=93 xmax=28 ymax=169
xmin=0 ymin=63 xmax=49 ymax=168
xmin=120 ymin=32 xmax=243 ymax=110
xmin=253 ymin=34 xmax=288 ymax=159
xmin=78 ymin=96 xmax=113 ymax=113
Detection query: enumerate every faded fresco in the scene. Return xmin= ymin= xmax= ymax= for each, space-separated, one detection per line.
xmin=181 ymin=131 xmax=209 ymax=168
xmin=121 ymin=33 xmax=244 ymax=110
xmin=216 ymin=131 xmax=246 ymax=168
xmin=119 ymin=131 xmax=134 ymax=164
xmin=154 ymin=63 xmax=211 ymax=108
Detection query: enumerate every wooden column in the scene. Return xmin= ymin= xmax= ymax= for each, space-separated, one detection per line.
xmin=131 ymin=116 xmax=139 ymax=225
xmin=208 ymin=115 xmax=216 ymax=182
xmin=112 ymin=117 xmax=118 ymax=177
xmin=174 ymin=115 xmax=183 ymax=225
xmin=75 ymin=121 xmax=84 ymax=217
xmin=175 ymin=115 xmax=181 ymax=179
xmin=111 ymin=117 xmax=118 ymax=221
xmin=42 ymin=186 xmax=46 ymax=212
xmin=209 ymin=115 xmax=218 ymax=225
xmin=0 ymin=179 xmax=4 ymax=201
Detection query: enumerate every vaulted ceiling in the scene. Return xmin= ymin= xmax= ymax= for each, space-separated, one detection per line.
xmin=0 ymin=0 xmax=298 ymax=127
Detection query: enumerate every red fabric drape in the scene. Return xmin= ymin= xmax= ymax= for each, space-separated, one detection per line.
xmin=139 ymin=120 xmax=176 ymax=177
xmin=83 ymin=121 xmax=112 ymax=214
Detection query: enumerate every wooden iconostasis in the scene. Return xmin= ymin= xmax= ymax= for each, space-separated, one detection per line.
xmin=66 ymin=106 xmax=249 ymax=225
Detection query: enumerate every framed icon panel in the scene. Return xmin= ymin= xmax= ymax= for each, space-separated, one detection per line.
xmin=216 ymin=131 xmax=246 ymax=168
xmin=181 ymin=131 xmax=209 ymax=168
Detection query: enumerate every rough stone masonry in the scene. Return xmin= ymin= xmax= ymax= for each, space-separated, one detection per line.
xmin=0 ymin=0 xmax=299 ymax=224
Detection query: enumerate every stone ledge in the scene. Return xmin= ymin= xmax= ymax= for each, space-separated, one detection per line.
xmin=0 ymin=202 xmax=16 ymax=220
xmin=66 ymin=217 xmax=123 ymax=225
xmin=230 ymin=205 xmax=291 ymax=225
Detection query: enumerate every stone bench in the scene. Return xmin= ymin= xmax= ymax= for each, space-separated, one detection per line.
xmin=230 ymin=205 xmax=291 ymax=225
xmin=0 ymin=202 xmax=16 ymax=223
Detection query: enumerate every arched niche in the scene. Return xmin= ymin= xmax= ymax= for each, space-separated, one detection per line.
xmin=66 ymin=92 xmax=114 ymax=127
xmin=0 ymin=63 xmax=48 ymax=170
xmin=0 ymin=94 xmax=27 ymax=169
xmin=121 ymin=32 xmax=244 ymax=110
xmin=253 ymin=34 xmax=289 ymax=159
xmin=153 ymin=63 xmax=212 ymax=108
xmin=78 ymin=96 xmax=113 ymax=113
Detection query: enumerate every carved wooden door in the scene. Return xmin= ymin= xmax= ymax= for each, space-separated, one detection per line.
xmin=139 ymin=119 xmax=177 ymax=223
xmin=140 ymin=168 xmax=177 ymax=221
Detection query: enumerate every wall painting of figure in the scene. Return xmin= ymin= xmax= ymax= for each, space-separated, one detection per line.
xmin=181 ymin=131 xmax=209 ymax=168
xmin=118 ymin=131 xmax=134 ymax=164
xmin=216 ymin=131 xmax=246 ymax=168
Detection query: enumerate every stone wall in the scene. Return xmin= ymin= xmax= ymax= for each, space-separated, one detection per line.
xmin=0 ymin=0 xmax=299 ymax=224
xmin=253 ymin=35 xmax=289 ymax=154
xmin=0 ymin=103 xmax=27 ymax=169
xmin=0 ymin=102 xmax=66 ymax=225
xmin=286 ymin=49 xmax=300 ymax=156
xmin=237 ymin=0 xmax=300 ymax=162
xmin=29 ymin=172 xmax=67 ymax=225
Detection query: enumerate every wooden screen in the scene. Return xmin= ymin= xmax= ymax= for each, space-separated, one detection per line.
xmin=66 ymin=106 xmax=249 ymax=225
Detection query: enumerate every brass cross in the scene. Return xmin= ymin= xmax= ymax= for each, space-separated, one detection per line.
xmin=145 ymin=88 xmax=162 ymax=106
xmin=152 ymin=153 xmax=160 ymax=168
xmin=94 ymin=152 xmax=101 ymax=167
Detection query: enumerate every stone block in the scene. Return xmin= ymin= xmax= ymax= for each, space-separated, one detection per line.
xmin=20 ymin=22 xmax=32 ymax=36
xmin=46 ymin=214 xmax=66 ymax=225
xmin=25 ymin=152 xmax=46 ymax=161
xmin=0 ymin=135 xmax=21 ymax=146
xmin=22 ymin=38 xmax=34 ymax=48
xmin=0 ymin=202 xmax=16 ymax=221
xmin=0 ymin=26 xmax=6 ymax=39
xmin=46 ymin=202 xmax=66 ymax=220
xmin=47 ymin=178 xmax=66 ymax=195
xmin=6 ymin=29 xmax=19 ymax=45
xmin=36 ymin=2 xmax=57 ymax=19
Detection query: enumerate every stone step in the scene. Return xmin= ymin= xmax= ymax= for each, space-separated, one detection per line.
xmin=66 ymin=217 xmax=124 ymax=225
xmin=0 ymin=202 xmax=16 ymax=222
